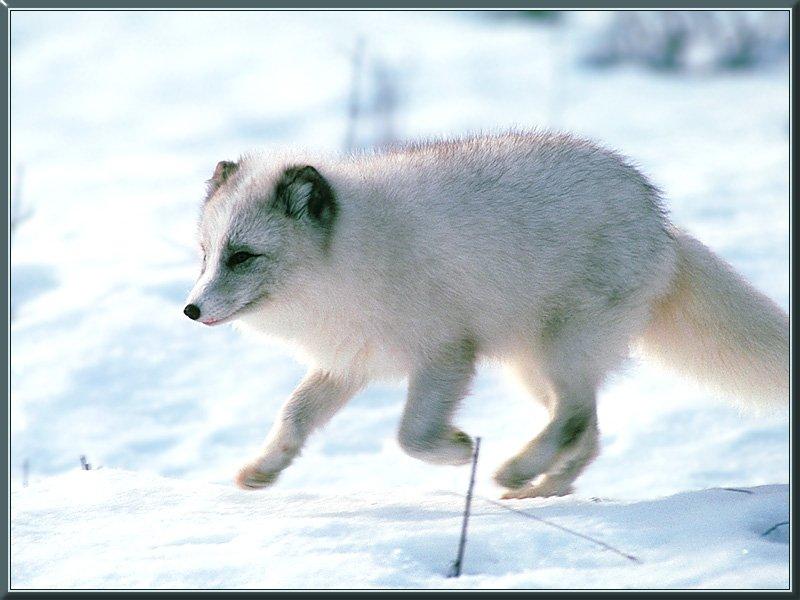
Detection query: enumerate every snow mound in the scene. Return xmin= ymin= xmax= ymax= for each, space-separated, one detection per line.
xmin=11 ymin=469 xmax=788 ymax=590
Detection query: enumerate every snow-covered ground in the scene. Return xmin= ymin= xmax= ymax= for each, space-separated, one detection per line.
xmin=10 ymin=470 xmax=789 ymax=589
xmin=9 ymin=11 xmax=790 ymax=590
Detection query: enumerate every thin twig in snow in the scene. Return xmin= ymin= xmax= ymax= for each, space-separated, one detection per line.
xmin=343 ymin=37 xmax=365 ymax=153
xmin=722 ymin=487 xmax=755 ymax=494
xmin=476 ymin=495 xmax=642 ymax=564
xmin=762 ymin=521 xmax=789 ymax=537
xmin=448 ymin=436 xmax=481 ymax=578
xmin=10 ymin=164 xmax=32 ymax=239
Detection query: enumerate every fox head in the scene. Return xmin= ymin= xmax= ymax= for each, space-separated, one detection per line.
xmin=184 ymin=157 xmax=338 ymax=326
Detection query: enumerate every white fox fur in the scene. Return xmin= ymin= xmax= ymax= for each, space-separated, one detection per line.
xmin=185 ymin=131 xmax=789 ymax=498
xmin=638 ymin=228 xmax=789 ymax=409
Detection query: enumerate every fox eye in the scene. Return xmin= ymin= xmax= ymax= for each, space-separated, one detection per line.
xmin=227 ymin=251 xmax=258 ymax=268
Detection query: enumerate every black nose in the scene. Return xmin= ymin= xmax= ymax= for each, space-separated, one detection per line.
xmin=184 ymin=304 xmax=201 ymax=320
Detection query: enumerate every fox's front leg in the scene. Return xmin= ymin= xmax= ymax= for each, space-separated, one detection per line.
xmin=236 ymin=370 xmax=362 ymax=490
xmin=397 ymin=339 xmax=476 ymax=465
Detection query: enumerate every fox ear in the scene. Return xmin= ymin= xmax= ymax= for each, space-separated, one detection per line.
xmin=273 ymin=165 xmax=337 ymax=233
xmin=205 ymin=160 xmax=239 ymax=199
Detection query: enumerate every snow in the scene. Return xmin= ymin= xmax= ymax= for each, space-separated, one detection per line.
xmin=10 ymin=470 xmax=789 ymax=589
xmin=9 ymin=10 xmax=790 ymax=590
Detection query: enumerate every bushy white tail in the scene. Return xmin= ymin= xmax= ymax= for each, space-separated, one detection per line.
xmin=638 ymin=227 xmax=789 ymax=410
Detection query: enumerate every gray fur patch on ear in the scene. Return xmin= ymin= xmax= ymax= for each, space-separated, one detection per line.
xmin=205 ymin=160 xmax=239 ymax=201
xmin=273 ymin=165 xmax=338 ymax=241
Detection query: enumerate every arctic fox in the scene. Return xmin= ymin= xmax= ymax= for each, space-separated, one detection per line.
xmin=184 ymin=131 xmax=789 ymax=498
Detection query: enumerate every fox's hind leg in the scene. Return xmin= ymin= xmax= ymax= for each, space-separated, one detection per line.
xmin=495 ymin=299 xmax=636 ymax=498
xmin=397 ymin=339 xmax=476 ymax=466
xmin=500 ymin=415 xmax=600 ymax=498
xmin=493 ymin=374 xmax=598 ymax=495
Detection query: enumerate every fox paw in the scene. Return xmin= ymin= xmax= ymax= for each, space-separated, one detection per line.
xmin=444 ymin=429 xmax=475 ymax=465
xmin=235 ymin=463 xmax=281 ymax=490
xmin=493 ymin=459 xmax=536 ymax=490
xmin=400 ymin=428 xmax=474 ymax=466
xmin=500 ymin=478 xmax=574 ymax=499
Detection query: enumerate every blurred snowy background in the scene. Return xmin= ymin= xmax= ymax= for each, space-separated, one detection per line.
xmin=9 ymin=10 xmax=790 ymax=589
